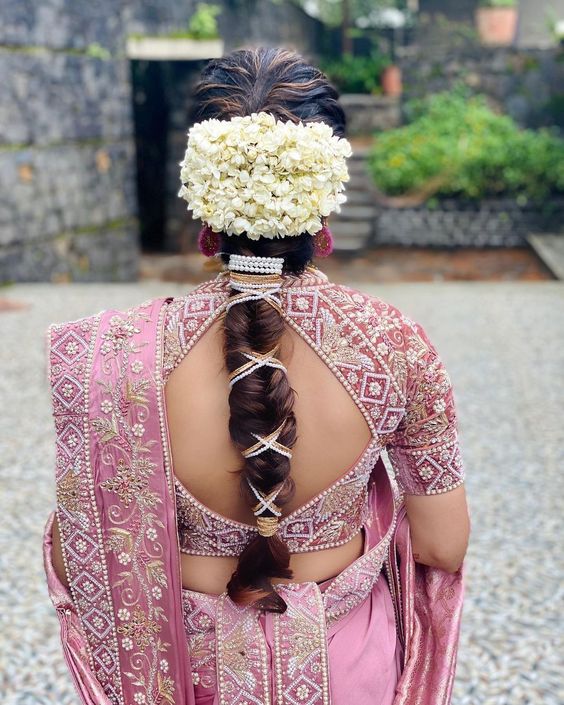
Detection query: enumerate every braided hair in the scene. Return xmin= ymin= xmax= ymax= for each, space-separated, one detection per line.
xmin=192 ymin=48 xmax=345 ymax=613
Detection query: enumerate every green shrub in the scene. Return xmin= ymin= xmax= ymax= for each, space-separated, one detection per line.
xmin=170 ymin=3 xmax=221 ymax=40
xmin=320 ymin=52 xmax=390 ymax=95
xmin=479 ymin=0 xmax=517 ymax=7
xmin=368 ymin=89 xmax=564 ymax=202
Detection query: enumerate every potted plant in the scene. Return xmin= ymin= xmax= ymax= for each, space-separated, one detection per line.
xmin=475 ymin=0 xmax=519 ymax=46
xmin=127 ymin=4 xmax=223 ymax=61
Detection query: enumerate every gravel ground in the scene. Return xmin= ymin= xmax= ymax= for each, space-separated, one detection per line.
xmin=1 ymin=281 xmax=563 ymax=705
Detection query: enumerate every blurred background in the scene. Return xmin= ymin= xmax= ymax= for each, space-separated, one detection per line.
xmin=0 ymin=0 xmax=563 ymax=284
xmin=1 ymin=2 xmax=563 ymax=705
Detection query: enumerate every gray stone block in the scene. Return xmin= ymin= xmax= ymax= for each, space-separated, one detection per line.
xmin=0 ymin=52 xmax=132 ymax=145
xmin=0 ymin=139 xmax=136 ymax=246
xmin=0 ymin=0 xmax=124 ymax=52
xmin=0 ymin=224 xmax=139 ymax=283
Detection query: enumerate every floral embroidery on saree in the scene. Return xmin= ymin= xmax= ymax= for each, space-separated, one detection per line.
xmin=49 ymin=314 xmax=126 ymax=703
xmin=49 ymin=300 xmax=187 ymax=705
xmin=46 ymin=269 xmax=466 ymax=705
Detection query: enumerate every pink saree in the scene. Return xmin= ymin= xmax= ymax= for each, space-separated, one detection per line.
xmin=43 ymin=271 xmax=465 ymax=705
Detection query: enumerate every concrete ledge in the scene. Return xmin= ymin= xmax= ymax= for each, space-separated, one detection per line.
xmin=527 ymin=233 xmax=564 ymax=280
xmin=126 ymin=37 xmax=223 ymax=61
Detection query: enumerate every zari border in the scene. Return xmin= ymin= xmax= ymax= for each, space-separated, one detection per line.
xmin=273 ymin=583 xmax=330 ymax=705
xmin=216 ymin=594 xmax=271 ymax=705
xmin=50 ymin=314 xmax=125 ymax=705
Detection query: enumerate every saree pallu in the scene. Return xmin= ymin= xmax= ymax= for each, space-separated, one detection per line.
xmin=43 ymin=291 xmax=465 ymax=705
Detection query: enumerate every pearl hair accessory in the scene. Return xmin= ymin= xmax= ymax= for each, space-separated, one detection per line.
xmin=225 ymin=255 xmax=286 ymax=313
xmin=228 ymin=346 xmax=287 ymax=388
xmin=246 ymin=479 xmax=283 ymax=537
xmin=242 ymin=423 xmax=293 ymax=460
xmin=228 ymin=254 xmax=284 ymax=275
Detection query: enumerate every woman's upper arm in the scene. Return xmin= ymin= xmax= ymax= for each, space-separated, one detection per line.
xmin=52 ymin=513 xmax=70 ymax=590
xmin=404 ymin=485 xmax=470 ymax=572
xmin=387 ymin=318 xmax=470 ymax=571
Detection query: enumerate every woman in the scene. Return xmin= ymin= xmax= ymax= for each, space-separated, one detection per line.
xmin=44 ymin=48 xmax=470 ymax=705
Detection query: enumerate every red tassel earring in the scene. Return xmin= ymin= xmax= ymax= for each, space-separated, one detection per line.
xmin=313 ymin=223 xmax=334 ymax=258
xmin=198 ymin=224 xmax=220 ymax=257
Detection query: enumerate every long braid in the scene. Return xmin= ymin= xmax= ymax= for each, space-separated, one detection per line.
xmin=223 ymin=274 xmax=296 ymax=612
xmin=192 ymin=47 xmax=345 ymax=612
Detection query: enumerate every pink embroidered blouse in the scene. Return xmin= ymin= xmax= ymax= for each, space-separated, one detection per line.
xmin=163 ymin=268 xmax=465 ymax=559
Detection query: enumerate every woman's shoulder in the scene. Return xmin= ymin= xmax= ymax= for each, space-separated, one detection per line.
xmin=322 ymin=280 xmax=424 ymax=339
xmin=47 ymin=295 xmax=172 ymax=333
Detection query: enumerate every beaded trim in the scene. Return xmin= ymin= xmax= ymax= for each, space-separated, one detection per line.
xmin=247 ymin=480 xmax=283 ymax=517
xmin=228 ymin=253 xmax=284 ymax=275
xmin=227 ymin=269 xmax=283 ymax=313
xmin=228 ymin=346 xmax=286 ymax=388
xmin=242 ymin=422 xmax=293 ymax=460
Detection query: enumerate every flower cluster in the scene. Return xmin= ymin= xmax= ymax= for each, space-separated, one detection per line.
xmin=178 ymin=112 xmax=352 ymax=240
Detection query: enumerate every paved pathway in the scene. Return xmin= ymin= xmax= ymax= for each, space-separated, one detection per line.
xmin=1 ymin=281 xmax=563 ymax=705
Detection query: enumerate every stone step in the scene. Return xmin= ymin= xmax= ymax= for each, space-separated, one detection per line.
xmin=334 ymin=205 xmax=376 ymax=221
xmin=347 ymin=173 xmax=376 ymax=190
xmin=331 ymin=220 xmax=373 ymax=251
xmin=344 ymin=190 xmax=374 ymax=206
xmin=347 ymin=159 xmax=372 ymax=176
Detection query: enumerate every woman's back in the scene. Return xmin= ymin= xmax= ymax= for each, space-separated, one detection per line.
xmin=166 ymin=275 xmax=373 ymax=593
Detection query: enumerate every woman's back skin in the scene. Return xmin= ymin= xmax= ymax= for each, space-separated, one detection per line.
xmin=166 ymin=319 xmax=372 ymax=594
xmin=52 ymin=293 xmax=470 ymax=594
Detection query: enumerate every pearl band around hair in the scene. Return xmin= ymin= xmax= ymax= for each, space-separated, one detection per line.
xmin=228 ymin=254 xmax=285 ymax=275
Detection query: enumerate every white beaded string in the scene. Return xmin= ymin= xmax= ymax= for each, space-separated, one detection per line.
xmin=246 ymin=479 xmax=283 ymax=517
xmin=228 ymin=254 xmax=284 ymax=275
xmin=243 ymin=426 xmax=293 ymax=460
xmin=225 ymin=281 xmax=282 ymax=312
xmin=229 ymin=351 xmax=287 ymax=388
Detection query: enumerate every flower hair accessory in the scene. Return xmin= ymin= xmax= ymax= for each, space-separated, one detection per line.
xmin=178 ymin=111 xmax=352 ymax=241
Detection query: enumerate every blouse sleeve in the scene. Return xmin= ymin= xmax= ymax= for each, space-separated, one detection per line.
xmin=387 ymin=319 xmax=465 ymax=496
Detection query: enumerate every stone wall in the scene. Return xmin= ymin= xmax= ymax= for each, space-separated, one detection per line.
xmin=0 ymin=0 xmax=322 ymax=281
xmin=0 ymin=1 xmax=139 ymax=282
xmin=373 ymin=198 xmax=564 ymax=248
xmin=340 ymin=95 xmax=400 ymax=136
xmin=400 ymin=17 xmax=564 ymax=130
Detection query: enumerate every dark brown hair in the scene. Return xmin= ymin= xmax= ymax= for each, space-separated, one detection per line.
xmin=193 ymin=47 xmax=345 ymax=612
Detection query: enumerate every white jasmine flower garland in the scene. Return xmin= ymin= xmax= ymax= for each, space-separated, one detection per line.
xmin=178 ymin=111 xmax=352 ymax=240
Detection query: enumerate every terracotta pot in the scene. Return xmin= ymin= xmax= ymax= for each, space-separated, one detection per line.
xmin=475 ymin=7 xmax=518 ymax=46
xmin=381 ymin=64 xmax=402 ymax=97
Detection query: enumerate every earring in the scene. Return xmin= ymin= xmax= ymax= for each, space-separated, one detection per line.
xmin=198 ymin=224 xmax=220 ymax=257
xmin=313 ymin=223 xmax=334 ymax=258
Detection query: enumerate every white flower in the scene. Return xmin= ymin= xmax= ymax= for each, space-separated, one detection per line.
xmin=179 ymin=112 xmax=351 ymax=240
xmin=160 ymin=659 xmax=169 ymax=673
xmin=146 ymin=527 xmax=158 ymax=541
xmin=65 ymin=341 xmax=79 ymax=356
xmin=131 ymin=423 xmax=144 ymax=437
xmin=122 ymin=637 xmax=133 ymax=651
xmin=62 ymin=383 xmax=75 ymax=399
xmin=101 ymin=399 xmax=113 ymax=414
xmin=433 ymin=399 xmax=447 ymax=414
xmin=117 ymin=552 xmax=131 ymax=565
xmin=131 ymin=360 xmax=143 ymax=373
xmin=418 ymin=465 xmax=434 ymax=480
xmin=117 ymin=608 xmax=130 ymax=621
xmin=152 ymin=586 xmax=162 ymax=600
xmin=133 ymin=693 xmax=146 ymax=703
